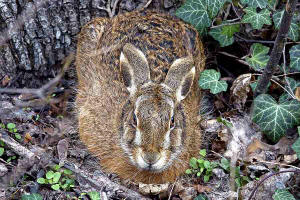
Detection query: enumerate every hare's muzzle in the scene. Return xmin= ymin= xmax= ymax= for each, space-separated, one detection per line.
xmin=142 ymin=151 xmax=161 ymax=165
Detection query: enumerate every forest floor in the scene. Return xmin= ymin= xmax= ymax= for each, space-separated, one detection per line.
xmin=0 ymin=0 xmax=300 ymax=200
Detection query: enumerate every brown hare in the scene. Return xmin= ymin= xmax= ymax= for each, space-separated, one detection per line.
xmin=76 ymin=9 xmax=205 ymax=184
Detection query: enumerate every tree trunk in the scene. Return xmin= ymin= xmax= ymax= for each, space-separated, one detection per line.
xmin=0 ymin=0 xmax=169 ymax=88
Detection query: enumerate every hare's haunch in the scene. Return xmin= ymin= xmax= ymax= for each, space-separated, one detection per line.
xmin=76 ymin=10 xmax=205 ymax=184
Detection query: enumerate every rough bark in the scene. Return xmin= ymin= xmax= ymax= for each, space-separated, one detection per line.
xmin=0 ymin=0 xmax=170 ymax=88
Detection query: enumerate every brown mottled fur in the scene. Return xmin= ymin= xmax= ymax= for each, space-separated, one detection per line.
xmin=76 ymin=10 xmax=205 ymax=184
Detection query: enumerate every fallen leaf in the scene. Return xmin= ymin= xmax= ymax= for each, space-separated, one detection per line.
xmin=194 ymin=184 xmax=212 ymax=193
xmin=24 ymin=132 xmax=32 ymax=143
xmin=230 ymin=73 xmax=252 ymax=110
xmin=57 ymin=139 xmax=69 ymax=166
xmin=295 ymin=87 xmax=300 ymax=101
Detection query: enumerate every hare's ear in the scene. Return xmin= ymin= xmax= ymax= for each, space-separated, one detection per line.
xmin=164 ymin=57 xmax=195 ymax=102
xmin=120 ymin=43 xmax=150 ymax=95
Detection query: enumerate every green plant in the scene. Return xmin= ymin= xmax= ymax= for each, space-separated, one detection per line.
xmin=185 ymin=149 xmax=218 ymax=182
xmin=176 ymin=0 xmax=300 ymax=143
xmin=37 ymin=165 xmax=75 ymax=191
xmin=21 ymin=193 xmax=43 ymax=200
xmin=273 ymin=189 xmax=296 ymax=200
xmin=87 ymin=191 xmax=101 ymax=200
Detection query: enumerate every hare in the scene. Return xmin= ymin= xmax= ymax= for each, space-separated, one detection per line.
xmin=76 ymin=9 xmax=205 ymax=184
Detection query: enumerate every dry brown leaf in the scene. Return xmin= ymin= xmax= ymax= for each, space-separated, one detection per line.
xmin=24 ymin=132 xmax=32 ymax=143
xmin=295 ymin=87 xmax=300 ymax=101
xmin=194 ymin=184 xmax=212 ymax=193
xmin=230 ymin=73 xmax=252 ymax=110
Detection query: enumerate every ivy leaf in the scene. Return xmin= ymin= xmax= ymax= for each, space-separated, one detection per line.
xmin=194 ymin=194 xmax=208 ymax=200
xmin=198 ymin=69 xmax=228 ymax=94
xmin=246 ymin=43 xmax=270 ymax=71
xmin=252 ymin=94 xmax=300 ymax=142
xmin=240 ymin=0 xmax=268 ymax=9
xmin=273 ymin=11 xmax=300 ymax=41
xmin=273 ymin=189 xmax=296 ymax=200
xmin=242 ymin=8 xmax=272 ymax=29
xmin=207 ymin=0 xmax=231 ymax=18
xmin=176 ymin=0 xmax=211 ymax=33
xmin=279 ymin=78 xmax=300 ymax=103
xmin=0 ymin=147 xmax=4 ymax=156
xmin=87 ymin=191 xmax=101 ymax=200
xmin=221 ymin=24 xmax=240 ymax=37
xmin=292 ymin=136 xmax=300 ymax=159
xmin=209 ymin=26 xmax=235 ymax=47
xmin=290 ymin=45 xmax=300 ymax=71
xmin=21 ymin=193 xmax=43 ymax=200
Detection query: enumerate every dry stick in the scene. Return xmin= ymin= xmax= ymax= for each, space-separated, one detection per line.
xmin=0 ymin=129 xmax=149 ymax=199
xmin=248 ymin=170 xmax=300 ymax=200
xmin=253 ymin=0 xmax=298 ymax=98
xmin=0 ymin=53 xmax=74 ymax=99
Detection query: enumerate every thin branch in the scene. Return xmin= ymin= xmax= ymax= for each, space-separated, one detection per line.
xmin=211 ymin=21 xmax=242 ymax=29
xmin=270 ymin=78 xmax=296 ymax=99
xmin=0 ymin=53 xmax=74 ymax=100
xmin=282 ymin=44 xmax=296 ymax=99
xmin=253 ymin=0 xmax=298 ymax=97
xmin=248 ymin=170 xmax=300 ymax=200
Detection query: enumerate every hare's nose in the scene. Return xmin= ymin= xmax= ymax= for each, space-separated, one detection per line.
xmin=142 ymin=152 xmax=160 ymax=164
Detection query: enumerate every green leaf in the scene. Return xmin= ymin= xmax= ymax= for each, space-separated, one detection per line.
xmin=185 ymin=169 xmax=192 ymax=174
xmin=221 ymin=24 xmax=240 ymax=37
xmin=199 ymin=69 xmax=228 ymax=94
xmin=15 ymin=133 xmax=22 ymax=140
xmin=52 ymin=172 xmax=61 ymax=183
xmin=197 ymin=171 xmax=202 ymax=176
xmin=37 ymin=178 xmax=46 ymax=184
xmin=273 ymin=11 xmax=299 ymax=41
xmin=240 ymin=0 xmax=268 ymax=8
xmin=209 ymin=27 xmax=234 ymax=47
xmin=203 ymin=160 xmax=211 ymax=169
xmin=53 ymin=165 xmax=61 ymax=171
xmin=217 ymin=117 xmax=233 ymax=128
xmin=51 ymin=184 xmax=60 ymax=191
xmin=220 ymin=158 xmax=230 ymax=171
xmin=63 ymin=169 xmax=72 ymax=175
xmin=292 ymin=137 xmax=300 ymax=159
xmin=21 ymin=193 xmax=43 ymax=200
xmin=273 ymin=189 xmax=296 ymax=200
xmin=242 ymin=8 xmax=271 ymax=29
xmin=207 ymin=0 xmax=231 ymax=18
xmin=176 ymin=0 xmax=211 ymax=33
xmin=46 ymin=171 xmax=55 ymax=180
xmin=0 ymin=147 xmax=4 ymax=156
xmin=279 ymin=78 xmax=300 ymax=102
xmin=290 ymin=45 xmax=300 ymax=71
xmin=6 ymin=123 xmax=16 ymax=130
xmin=204 ymin=175 xmax=210 ymax=182
xmin=190 ymin=157 xmax=198 ymax=169
xmin=199 ymin=149 xmax=207 ymax=157
xmin=246 ymin=43 xmax=270 ymax=71
xmin=194 ymin=194 xmax=208 ymax=200
xmin=252 ymin=94 xmax=300 ymax=142
xmin=87 ymin=191 xmax=101 ymax=200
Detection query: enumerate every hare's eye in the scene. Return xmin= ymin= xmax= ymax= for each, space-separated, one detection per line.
xmin=132 ymin=113 xmax=137 ymax=127
xmin=170 ymin=115 xmax=175 ymax=129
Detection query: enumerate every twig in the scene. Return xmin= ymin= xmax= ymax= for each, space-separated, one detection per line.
xmin=98 ymin=0 xmax=120 ymax=18
xmin=143 ymin=0 xmax=152 ymax=8
xmin=253 ymin=161 xmax=300 ymax=171
xmin=282 ymin=44 xmax=296 ymax=99
xmin=270 ymin=78 xmax=295 ymax=98
xmin=167 ymin=179 xmax=177 ymax=200
xmin=275 ymin=72 xmax=300 ymax=77
xmin=0 ymin=53 xmax=74 ymax=100
xmin=55 ymin=159 xmax=150 ymax=200
xmin=248 ymin=170 xmax=300 ymax=200
xmin=218 ymin=51 xmax=252 ymax=67
xmin=211 ymin=22 xmax=242 ymax=29
xmin=253 ymin=0 xmax=298 ymax=97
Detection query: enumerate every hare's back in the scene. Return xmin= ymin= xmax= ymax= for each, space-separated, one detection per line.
xmin=77 ymin=10 xmax=204 ymax=84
